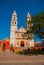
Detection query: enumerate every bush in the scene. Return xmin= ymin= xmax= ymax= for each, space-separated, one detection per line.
xmin=18 ymin=48 xmax=44 ymax=55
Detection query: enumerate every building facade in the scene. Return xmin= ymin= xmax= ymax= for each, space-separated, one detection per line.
xmin=10 ymin=11 xmax=34 ymax=50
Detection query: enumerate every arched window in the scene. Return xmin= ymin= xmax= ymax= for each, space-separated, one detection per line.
xmin=12 ymin=21 xmax=14 ymax=24
xmin=17 ymin=41 xmax=19 ymax=46
xmin=17 ymin=34 xmax=19 ymax=37
xmin=14 ymin=17 xmax=15 ymax=20
xmin=15 ymin=22 xmax=16 ymax=24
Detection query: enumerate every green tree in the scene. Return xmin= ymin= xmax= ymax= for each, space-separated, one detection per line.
xmin=32 ymin=12 xmax=44 ymax=39
xmin=26 ymin=12 xmax=44 ymax=39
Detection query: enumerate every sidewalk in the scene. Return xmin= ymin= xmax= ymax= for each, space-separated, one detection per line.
xmin=0 ymin=52 xmax=44 ymax=61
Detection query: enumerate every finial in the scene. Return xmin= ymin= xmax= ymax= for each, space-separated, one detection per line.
xmin=27 ymin=12 xmax=31 ymax=17
xmin=12 ymin=11 xmax=17 ymax=16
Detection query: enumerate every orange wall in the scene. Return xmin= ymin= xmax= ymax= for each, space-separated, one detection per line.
xmin=0 ymin=40 xmax=10 ymax=50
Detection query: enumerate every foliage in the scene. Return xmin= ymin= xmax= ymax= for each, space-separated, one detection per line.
xmin=32 ymin=12 xmax=44 ymax=39
xmin=19 ymin=48 xmax=44 ymax=55
xmin=27 ymin=11 xmax=44 ymax=39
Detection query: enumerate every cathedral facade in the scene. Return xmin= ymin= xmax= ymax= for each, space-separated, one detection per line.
xmin=10 ymin=11 xmax=34 ymax=50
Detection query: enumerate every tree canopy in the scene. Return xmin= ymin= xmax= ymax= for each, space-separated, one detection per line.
xmin=27 ymin=11 xmax=44 ymax=39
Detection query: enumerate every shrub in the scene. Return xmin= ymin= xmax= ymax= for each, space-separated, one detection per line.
xmin=18 ymin=48 xmax=44 ymax=55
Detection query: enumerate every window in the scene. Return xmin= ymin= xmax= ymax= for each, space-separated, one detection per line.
xmin=17 ymin=41 xmax=19 ymax=46
xmin=17 ymin=34 xmax=19 ymax=37
xmin=26 ymin=42 xmax=27 ymax=45
xmin=12 ymin=21 xmax=14 ymax=24
xmin=22 ymin=34 xmax=23 ymax=37
xmin=14 ymin=17 xmax=15 ymax=20
xmin=2 ymin=43 xmax=6 ymax=51
xmin=15 ymin=22 xmax=16 ymax=24
xmin=0 ymin=42 xmax=1 ymax=46
xmin=22 ymin=34 xmax=24 ymax=38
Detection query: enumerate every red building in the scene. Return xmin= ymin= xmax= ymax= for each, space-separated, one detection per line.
xmin=0 ymin=38 xmax=10 ymax=51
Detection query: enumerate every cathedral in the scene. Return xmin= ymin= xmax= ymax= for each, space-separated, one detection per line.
xmin=10 ymin=11 xmax=34 ymax=50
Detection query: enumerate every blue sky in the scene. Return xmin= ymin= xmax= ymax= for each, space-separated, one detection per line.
xmin=0 ymin=0 xmax=44 ymax=42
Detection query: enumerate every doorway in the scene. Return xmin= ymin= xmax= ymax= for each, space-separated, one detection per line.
xmin=2 ymin=43 xmax=6 ymax=51
xmin=21 ymin=41 xmax=24 ymax=47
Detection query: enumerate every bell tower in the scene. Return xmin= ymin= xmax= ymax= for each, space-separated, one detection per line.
xmin=26 ymin=12 xmax=32 ymax=30
xmin=27 ymin=12 xmax=31 ymax=21
xmin=10 ymin=11 xmax=17 ymax=46
xmin=26 ymin=12 xmax=34 ymax=47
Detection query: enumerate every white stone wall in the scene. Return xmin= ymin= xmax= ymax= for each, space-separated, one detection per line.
xmin=10 ymin=11 xmax=34 ymax=49
xmin=28 ymin=39 xmax=34 ymax=47
xmin=13 ymin=38 xmax=34 ymax=49
xmin=10 ymin=11 xmax=17 ymax=46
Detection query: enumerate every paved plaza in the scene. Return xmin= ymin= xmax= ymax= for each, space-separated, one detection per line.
xmin=0 ymin=52 xmax=44 ymax=65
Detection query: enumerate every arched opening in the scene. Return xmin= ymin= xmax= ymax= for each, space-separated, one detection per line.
xmin=20 ymin=41 xmax=24 ymax=47
xmin=10 ymin=44 xmax=13 ymax=51
xmin=2 ymin=43 xmax=6 ymax=51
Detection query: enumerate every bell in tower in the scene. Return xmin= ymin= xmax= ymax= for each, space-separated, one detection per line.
xmin=26 ymin=12 xmax=34 ymax=40
xmin=11 ymin=11 xmax=17 ymax=29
